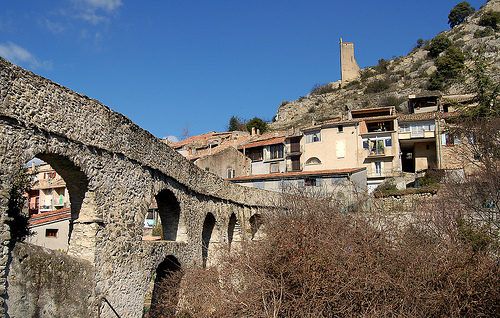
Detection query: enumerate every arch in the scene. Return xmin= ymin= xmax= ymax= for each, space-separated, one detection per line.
xmin=202 ymin=213 xmax=216 ymax=268
xmin=249 ymin=213 xmax=263 ymax=240
xmin=306 ymin=157 xmax=322 ymax=165
xmin=148 ymin=255 xmax=182 ymax=316
xmin=155 ymin=189 xmax=181 ymax=241
xmin=227 ymin=212 xmax=243 ymax=249
xmin=21 ymin=154 xmax=95 ymax=260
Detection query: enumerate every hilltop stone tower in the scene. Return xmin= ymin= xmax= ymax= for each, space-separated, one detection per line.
xmin=340 ymin=38 xmax=360 ymax=83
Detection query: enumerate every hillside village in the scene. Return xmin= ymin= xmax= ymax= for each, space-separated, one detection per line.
xmin=165 ymin=0 xmax=500 ymax=196
xmin=23 ymin=0 xmax=500 ymax=254
xmin=5 ymin=1 xmax=500 ymax=316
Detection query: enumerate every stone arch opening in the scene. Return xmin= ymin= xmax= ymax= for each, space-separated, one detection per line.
xmin=147 ymin=255 xmax=182 ymax=317
xmin=202 ymin=213 xmax=216 ymax=268
xmin=227 ymin=212 xmax=242 ymax=249
xmin=22 ymin=154 xmax=89 ymax=253
xmin=249 ymin=213 xmax=264 ymax=240
xmin=155 ymin=189 xmax=181 ymax=241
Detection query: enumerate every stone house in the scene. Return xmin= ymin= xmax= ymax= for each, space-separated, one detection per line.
xmin=169 ymin=131 xmax=252 ymax=179
xmin=27 ymin=208 xmax=71 ymax=251
xmin=27 ymin=162 xmax=70 ymax=216
xmin=25 ymin=162 xmax=71 ymax=251
xmin=237 ymin=131 xmax=287 ymax=175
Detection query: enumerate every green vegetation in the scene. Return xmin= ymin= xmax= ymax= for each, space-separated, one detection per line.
xmin=478 ymin=10 xmax=500 ymax=30
xmin=435 ymin=46 xmax=465 ymax=78
xmin=364 ymin=78 xmax=390 ymax=93
xmin=474 ymin=26 xmax=494 ymax=38
xmin=310 ymin=83 xmax=336 ymax=95
xmin=246 ymin=117 xmax=268 ymax=134
xmin=7 ymin=168 xmax=33 ymax=243
xmin=227 ymin=115 xmax=247 ymax=131
xmin=416 ymin=38 xmax=425 ymax=48
xmin=428 ymin=34 xmax=452 ymax=57
xmin=448 ymin=1 xmax=475 ymax=28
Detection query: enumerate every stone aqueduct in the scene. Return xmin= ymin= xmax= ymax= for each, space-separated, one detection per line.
xmin=0 ymin=57 xmax=278 ymax=317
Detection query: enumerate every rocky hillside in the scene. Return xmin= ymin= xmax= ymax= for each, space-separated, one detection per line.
xmin=271 ymin=0 xmax=500 ymax=129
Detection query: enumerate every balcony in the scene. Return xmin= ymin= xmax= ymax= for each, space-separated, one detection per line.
xmin=285 ymin=144 xmax=304 ymax=156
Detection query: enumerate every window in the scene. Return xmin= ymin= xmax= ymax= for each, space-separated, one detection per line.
xmin=305 ymin=131 xmax=321 ymax=143
xmin=269 ymin=144 xmax=284 ymax=160
xmin=374 ymin=162 xmax=382 ymax=176
xmin=338 ymin=125 xmax=343 ymax=133
xmin=270 ymin=162 xmax=280 ymax=173
xmin=253 ymin=181 xmax=264 ymax=189
xmin=332 ymin=177 xmax=344 ymax=186
xmin=441 ymin=133 xmax=459 ymax=146
xmin=362 ymin=136 xmax=392 ymax=155
xmin=305 ymin=178 xmax=316 ymax=186
xmin=385 ymin=138 xmax=392 ymax=147
xmin=45 ymin=229 xmax=58 ymax=238
xmin=297 ymin=179 xmax=305 ymax=188
xmin=304 ymin=177 xmax=322 ymax=187
xmin=336 ymin=140 xmax=346 ymax=158
xmin=279 ymin=179 xmax=290 ymax=189
xmin=227 ymin=169 xmax=235 ymax=179
xmin=247 ymin=147 xmax=263 ymax=161
xmin=306 ymin=157 xmax=321 ymax=165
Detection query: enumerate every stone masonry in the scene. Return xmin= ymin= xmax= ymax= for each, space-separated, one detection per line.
xmin=0 ymin=57 xmax=281 ymax=317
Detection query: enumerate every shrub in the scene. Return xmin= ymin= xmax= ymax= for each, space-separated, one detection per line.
xmin=155 ymin=190 xmax=500 ymax=317
xmin=310 ymin=83 xmax=335 ymax=95
xmin=7 ymin=168 xmax=33 ymax=243
xmin=376 ymin=58 xmax=389 ymax=74
xmin=428 ymin=34 xmax=452 ymax=57
xmin=478 ymin=10 xmax=500 ymax=30
xmin=364 ymin=78 xmax=390 ymax=93
xmin=434 ymin=46 xmax=465 ymax=78
xmin=416 ymin=38 xmax=425 ymax=48
xmin=360 ymin=68 xmax=377 ymax=82
xmin=428 ymin=72 xmax=445 ymax=90
xmin=474 ymin=26 xmax=494 ymax=38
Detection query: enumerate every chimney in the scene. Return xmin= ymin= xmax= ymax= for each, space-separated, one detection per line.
xmin=251 ymin=127 xmax=256 ymax=136
xmin=257 ymin=129 xmax=260 ymax=135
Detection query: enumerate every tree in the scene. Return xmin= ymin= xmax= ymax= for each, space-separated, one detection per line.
xmin=428 ymin=34 xmax=452 ymax=57
xmin=227 ymin=115 xmax=246 ymax=131
xmin=479 ymin=10 xmax=500 ymax=30
xmin=435 ymin=46 xmax=465 ymax=78
xmin=448 ymin=2 xmax=475 ymax=28
xmin=7 ymin=168 xmax=33 ymax=243
xmin=416 ymin=38 xmax=425 ymax=48
xmin=246 ymin=117 xmax=268 ymax=134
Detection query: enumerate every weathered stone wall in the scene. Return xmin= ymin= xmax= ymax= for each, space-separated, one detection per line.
xmin=5 ymin=242 xmax=96 ymax=317
xmin=370 ymin=192 xmax=436 ymax=213
xmin=0 ymin=57 xmax=280 ymax=317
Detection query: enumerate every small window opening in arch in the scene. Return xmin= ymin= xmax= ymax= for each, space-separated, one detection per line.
xmin=202 ymin=213 xmax=216 ymax=268
xmin=249 ymin=214 xmax=263 ymax=240
xmin=152 ymin=189 xmax=181 ymax=241
xmin=306 ymin=157 xmax=322 ymax=165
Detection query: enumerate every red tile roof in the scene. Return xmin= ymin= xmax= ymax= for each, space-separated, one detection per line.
xmin=169 ymin=131 xmax=217 ymax=148
xmin=228 ymin=168 xmax=365 ymax=181
xmin=29 ymin=207 xmax=71 ymax=226
xmin=238 ymin=136 xmax=285 ymax=149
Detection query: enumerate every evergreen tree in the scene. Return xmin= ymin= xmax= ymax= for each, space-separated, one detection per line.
xmin=246 ymin=117 xmax=268 ymax=134
xmin=448 ymin=2 xmax=475 ymax=28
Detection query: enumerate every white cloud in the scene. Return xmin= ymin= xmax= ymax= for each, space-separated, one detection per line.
xmin=0 ymin=42 xmax=53 ymax=70
xmin=80 ymin=0 xmax=123 ymax=11
xmin=164 ymin=135 xmax=179 ymax=143
xmin=79 ymin=12 xmax=109 ymax=25
xmin=44 ymin=19 xmax=66 ymax=33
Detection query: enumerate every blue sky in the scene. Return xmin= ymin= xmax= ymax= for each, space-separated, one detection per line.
xmin=0 ymin=0 xmax=485 ymax=141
